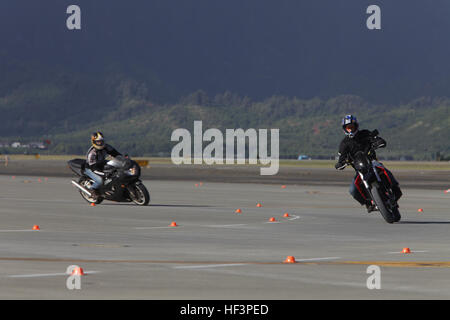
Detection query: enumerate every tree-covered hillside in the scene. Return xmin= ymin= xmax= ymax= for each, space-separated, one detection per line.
xmin=1 ymin=77 xmax=448 ymax=160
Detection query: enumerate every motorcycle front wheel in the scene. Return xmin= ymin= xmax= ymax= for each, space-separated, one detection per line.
xmin=371 ymin=183 xmax=395 ymax=224
xmin=128 ymin=182 xmax=150 ymax=206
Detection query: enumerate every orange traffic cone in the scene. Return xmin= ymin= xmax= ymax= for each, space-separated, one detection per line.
xmin=32 ymin=225 xmax=40 ymax=231
xmin=268 ymin=217 xmax=276 ymax=222
xmin=90 ymin=202 xmax=96 ymax=207
xmin=283 ymin=213 xmax=290 ymax=218
xmin=281 ymin=185 xmax=286 ymax=189
xmin=418 ymin=208 xmax=424 ymax=213
xmin=235 ymin=209 xmax=242 ymax=214
xmin=71 ymin=266 xmax=85 ymax=276
xmin=170 ymin=221 xmax=178 ymax=227
xmin=284 ymin=256 xmax=296 ymax=263
xmin=402 ymin=247 xmax=411 ymax=254
xmin=256 ymin=203 xmax=262 ymax=207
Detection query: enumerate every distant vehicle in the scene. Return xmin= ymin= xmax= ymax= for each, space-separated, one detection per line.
xmin=297 ymin=155 xmax=311 ymax=160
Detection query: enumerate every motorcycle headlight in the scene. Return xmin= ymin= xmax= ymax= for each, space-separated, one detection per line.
xmin=125 ymin=166 xmax=137 ymax=176
xmin=354 ymin=162 xmax=365 ymax=171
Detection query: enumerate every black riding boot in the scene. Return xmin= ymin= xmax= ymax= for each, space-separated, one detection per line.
xmin=91 ymin=189 xmax=100 ymax=200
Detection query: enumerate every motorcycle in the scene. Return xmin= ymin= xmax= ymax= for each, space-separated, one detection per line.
xmin=68 ymin=155 xmax=150 ymax=206
xmin=343 ymin=142 xmax=401 ymax=224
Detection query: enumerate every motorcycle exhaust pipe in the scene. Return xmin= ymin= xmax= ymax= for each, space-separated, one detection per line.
xmin=71 ymin=180 xmax=93 ymax=197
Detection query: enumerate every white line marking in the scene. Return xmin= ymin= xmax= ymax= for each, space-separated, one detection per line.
xmin=173 ymin=264 xmax=247 ymax=270
xmin=173 ymin=257 xmax=340 ymax=270
xmin=387 ymin=250 xmax=428 ymax=254
xmin=201 ymin=224 xmax=248 ymax=228
xmin=134 ymin=214 xmax=301 ymax=230
xmin=0 ymin=198 xmax=74 ymax=203
xmin=7 ymin=271 xmax=100 ymax=278
xmin=134 ymin=226 xmax=183 ymax=230
xmin=0 ymin=230 xmax=37 ymax=233
xmin=295 ymin=257 xmax=341 ymax=262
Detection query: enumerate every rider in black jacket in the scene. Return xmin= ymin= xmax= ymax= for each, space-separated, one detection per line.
xmin=85 ymin=132 xmax=122 ymax=198
xmin=335 ymin=115 xmax=402 ymax=212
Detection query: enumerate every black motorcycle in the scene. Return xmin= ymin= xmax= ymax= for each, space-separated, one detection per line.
xmin=343 ymin=145 xmax=401 ymax=224
xmin=68 ymin=155 xmax=150 ymax=206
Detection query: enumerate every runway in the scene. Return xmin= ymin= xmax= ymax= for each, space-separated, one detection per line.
xmin=0 ymin=175 xmax=449 ymax=299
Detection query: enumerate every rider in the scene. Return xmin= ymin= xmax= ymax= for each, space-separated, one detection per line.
xmin=85 ymin=132 xmax=122 ymax=199
xmin=334 ymin=115 xmax=402 ymax=212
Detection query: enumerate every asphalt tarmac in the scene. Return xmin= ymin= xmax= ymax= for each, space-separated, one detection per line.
xmin=0 ymin=174 xmax=449 ymax=299
xmin=1 ymin=159 xmax=449 ymax=189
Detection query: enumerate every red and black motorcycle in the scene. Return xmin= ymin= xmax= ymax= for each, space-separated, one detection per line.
xmin=343 ymin=145 xmax=401 ymax=224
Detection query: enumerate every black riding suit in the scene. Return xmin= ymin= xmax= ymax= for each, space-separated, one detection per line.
xmin=85 ymin=144 xmax=121 ymax=190
xmin=335 ymin=129 xmax=402 ymax=206
xmin=86 ymin=144 xmax=121 ymax=171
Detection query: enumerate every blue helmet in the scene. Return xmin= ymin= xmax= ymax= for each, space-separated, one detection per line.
xmin=341 ymin=115 xmax=359 ymax=138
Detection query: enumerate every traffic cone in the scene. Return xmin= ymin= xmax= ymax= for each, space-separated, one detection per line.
xmin=281 ymin=185 xmax=287 ymax=189
xmin=195 ymin=183 xmax=199 ymax=187
xmin=284 ymin=256 xmax=296 ymax=263
xmin=256 ymin=203 xmax=262 ymax=207
xmin=418 ymin=208 xmax=424 ymax=213
xmin=283 ymin=213 xmax=290 ymax=218
xmin=90 ymin=202 xmax=96 ymax=207
xmin=32 ymin=225 xmax=40 ymax=231
xmin=402 ymin=247 xmax=411 ymax=254
xmin=71 ymin=266 xmax=85 ymax=276
xmin=170 ymin=221 xmax=178 ymax=227
xmin=268 ymin=217 xmax=276 ymax=222
xmin=235 ymin=209 xmax=242 ymax=214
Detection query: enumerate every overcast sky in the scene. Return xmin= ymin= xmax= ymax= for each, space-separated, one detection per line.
xmin=1 ymin=0 xmax=450 ymax=102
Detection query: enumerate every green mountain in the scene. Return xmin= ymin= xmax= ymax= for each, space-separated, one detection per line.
xmin=1 ymin=72 xmax=448 ymax=160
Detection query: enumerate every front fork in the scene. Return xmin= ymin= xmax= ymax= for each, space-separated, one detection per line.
xmin=359 ymin=172 xmax=374 ymax=204
xmin=362 ymin=166 xmax=398 ymax=210
xmin=359 ymin=165 xmax=382 ymax=204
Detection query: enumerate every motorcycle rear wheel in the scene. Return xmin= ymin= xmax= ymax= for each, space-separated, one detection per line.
xmin=78 ymin=177 xmax=104 ymax=205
